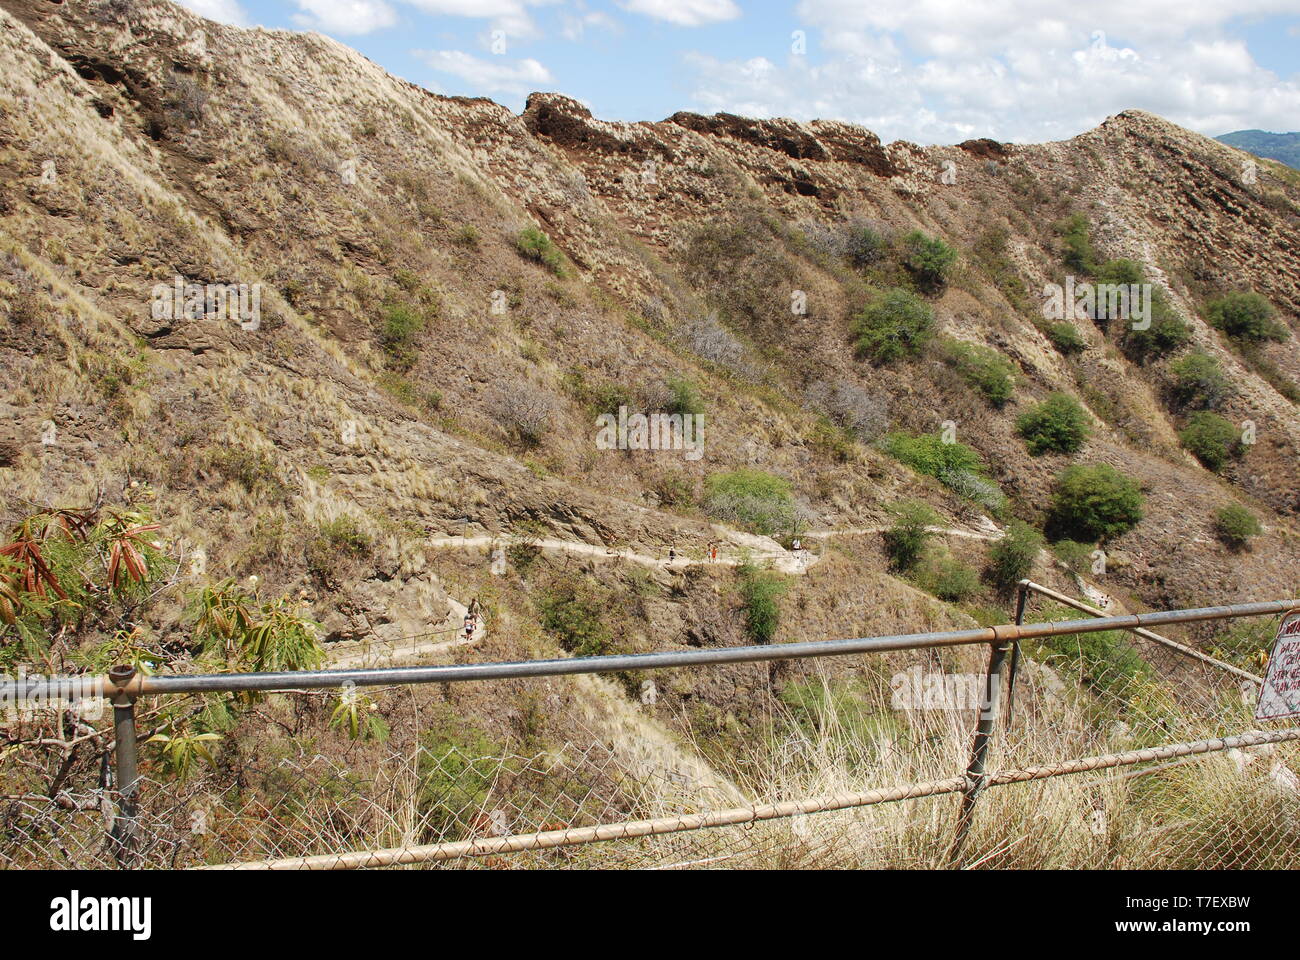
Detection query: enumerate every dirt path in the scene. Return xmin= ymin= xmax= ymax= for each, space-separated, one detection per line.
xmin=327 ymin=595 xmax=483 ymax=668
xmin=327 ymin=520 xmax=1007 ymax=666
xmin=424 ymin=521 xmax=1004 ymax=578
xmin=424 ymin=534 xmax=810 ymax=574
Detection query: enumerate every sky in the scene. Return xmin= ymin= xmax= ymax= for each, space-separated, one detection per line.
xmin=177 ymin=0 xmax=1300 ymax=145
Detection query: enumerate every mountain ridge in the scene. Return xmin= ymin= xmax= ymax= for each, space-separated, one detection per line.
xmin=1216 ymin=129 xmax=1300 ymax=169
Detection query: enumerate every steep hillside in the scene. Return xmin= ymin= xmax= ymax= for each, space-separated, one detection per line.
xmin=1 ymin=0 xmax=1299 ymax=774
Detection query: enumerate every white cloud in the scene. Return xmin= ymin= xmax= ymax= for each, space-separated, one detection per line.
xmin=561 ymin=4 xmax=621 ymax=41
xmin=292 ymin=0 xmax=398 ymax=35
xmin=174 ymin=0 xmax=249 ymax=25
xmin=619 ymin=0 xmax=741 ymax=27
xmin=795 ymin=0 xmax=1300 ymax=56
xmin=404 ymin=0 xmax=557 ymax=38
xmin=415 ymin=49 xmax=554 ymax=98
xmin=682 ymin=1 xmax=1300 ymax=143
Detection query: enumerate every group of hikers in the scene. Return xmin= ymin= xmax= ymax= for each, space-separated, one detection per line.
xmin=666 ymin=542 xmax=719 ymax=564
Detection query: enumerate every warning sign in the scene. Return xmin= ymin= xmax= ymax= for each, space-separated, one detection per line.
xmin=1256 ymin=610 xmax=1300 ymax=721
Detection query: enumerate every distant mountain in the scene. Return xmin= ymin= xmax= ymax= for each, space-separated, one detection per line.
xmin=1216 ymin=130 xmax=1300 ymax=169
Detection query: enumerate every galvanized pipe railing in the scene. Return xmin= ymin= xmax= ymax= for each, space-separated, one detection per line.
xmin=3 ymin=597 xmax=1294 ymax=702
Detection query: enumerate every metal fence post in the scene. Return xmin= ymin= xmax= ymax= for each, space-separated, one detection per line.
xmin=1004 ymin=580 xmax=1030 ymax=725
xmin=948 ymin=635 xmax=1014 ymax=867
xmin=108 ymin=664 xmax=141 ymax=867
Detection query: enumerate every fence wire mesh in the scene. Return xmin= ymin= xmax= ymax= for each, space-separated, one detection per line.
xmin=2 ymin=735 xmax=960 ymax=869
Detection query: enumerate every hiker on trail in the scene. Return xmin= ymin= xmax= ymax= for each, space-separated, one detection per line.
xmin=709 ymin=543 xmax=718 ymax=562
xmin=463 ymin=598 xmax=481 ymax=641
xmin=668 ymin=547 xmax=676 ymax=564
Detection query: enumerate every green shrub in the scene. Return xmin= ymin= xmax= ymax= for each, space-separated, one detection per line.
xmin=917 ymin=553 xmax=980 ymax=602
xmin=883 ymin=500 xmax=939 ymax=573
xmin=562 ymin=369 xmax=634 ymax=415
xmin=883 ymin=431 xmax=982 ymax=475
xmin=1213 ymin=504 xmax=1262 ymax=550
xmin=939 ymin=469 xmax=1008 ymax=516
xmin=653 ymin=472 xmax=695 ymax=508
xmin=737 ymin=562 xmax=787 ymax=644
xmin=1051 ymin=539 xmax=1094 ymax=575
xmin=1046 ymin=464 xmax=1144 ymax=542
xmin=1094 ymin=258 xmax=1144 ymax=286
xmin=986 ymin=520 xmax=1044 ymax=593
xmin=380 ymin=301 xmax=428 ymax=371
xmin=970 ymin=226 xmax=1031 ymax=314
xmin=1056 ymin=213 xmax=1096 ymax=273
xmin=1046 ymin=322 xmax=1086 ymax=355
xmin=901 ymin=230 xmax=958 ymax=291
xmin=538 ymin=575 xmax=611 ymax=657
xmin=305 ymin=516 xmax=373 ymax=583
xmin=665 ymin=377 xmax=705 ymax=416
xmin=516 ymin=226 xmax=567 ymax=277
xmin=1206 ymin=291 xmax=1287 ymax=342
xmin=395 ymin=268 xmax=424 ymax=293
xmin=1179 ymin=411 xmax=1239 ymax=472
xmin=378 ymin=372 xmax=442 ymax=413
xmin=1016 ymin=393 xmax=1091 ymax=455
xmin=418 ymin=722 xmax=505 ymax=840
xmin=703 ymin=469 xmax=795 ymax=537
xmin=853 ymin=289 xmax=935 ymax=364
xmin=208 ymin=447 xmax=290 ymax=499
xmin=1121 ymin=291 xmax=1190 ymax=360
xmin=883 ymin=432 xmax=1004 ymax=511
xmin=941 ymin=340 xmax=1017 ymax=407
xmin=1169 ymin=351 xmax=1232 ymax=410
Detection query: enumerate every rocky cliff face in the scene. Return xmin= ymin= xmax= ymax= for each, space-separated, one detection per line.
xmin=2 ymin=0 xmax=1299 ymax=651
